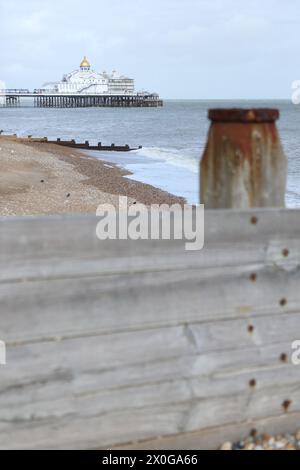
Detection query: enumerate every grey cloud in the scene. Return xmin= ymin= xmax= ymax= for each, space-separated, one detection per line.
xmin=0 ymin=0 xmax=299 ymax=98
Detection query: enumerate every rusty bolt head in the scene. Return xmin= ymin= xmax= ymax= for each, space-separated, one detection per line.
xmin=249 ymin=379 xmax=257 ymax=388
xmin=280 ymin=353 xmax=288 ymax=363
xmin=282 ymin=400 xmax=292 ymax=412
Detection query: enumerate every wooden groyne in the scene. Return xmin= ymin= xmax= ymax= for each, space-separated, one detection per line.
xmin=0 ymin=133 xmax=142 ymax=152
xmin=52 ymin=138 xmax=142 ymax=152
xmin=1 ymin=210 xmax=300 ymax=449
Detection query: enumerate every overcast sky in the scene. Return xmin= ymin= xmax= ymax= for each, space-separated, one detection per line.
xmin=0 ymin=0 xmax=299 ymax=98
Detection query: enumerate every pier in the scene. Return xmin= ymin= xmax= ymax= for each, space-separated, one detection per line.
xmin=0 ymin=57 xmax=163 ymax=108
xmin=0 ymin=90 xmax=163 ymax=108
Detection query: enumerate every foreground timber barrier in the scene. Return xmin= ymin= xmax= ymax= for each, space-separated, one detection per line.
xmin=0 ymin=210 xmax=300 ymax=449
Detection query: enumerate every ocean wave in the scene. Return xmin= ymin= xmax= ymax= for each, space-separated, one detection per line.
xmin=133 ymin=146 xmax=199 ymax=173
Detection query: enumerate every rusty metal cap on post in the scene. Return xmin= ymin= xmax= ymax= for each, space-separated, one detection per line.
xmin=208 ymin=108 xmax=279 ymax=123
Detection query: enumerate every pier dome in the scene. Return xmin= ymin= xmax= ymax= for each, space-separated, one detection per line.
xmin=80 ymin=56 xmax=91 ymax=70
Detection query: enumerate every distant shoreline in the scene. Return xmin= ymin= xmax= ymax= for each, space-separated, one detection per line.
xmin=0 ymin=136 xmax=185 ymax=217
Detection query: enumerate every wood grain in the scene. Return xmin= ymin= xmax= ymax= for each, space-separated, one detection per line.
xmin=0 ymin=209 xmax=299 ymax=449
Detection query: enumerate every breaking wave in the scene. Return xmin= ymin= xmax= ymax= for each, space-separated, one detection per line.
xmin=133 ymin=146 xmax=199 ymax=173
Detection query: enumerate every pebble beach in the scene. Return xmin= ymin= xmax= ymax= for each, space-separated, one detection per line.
xmin=221 ymin=430 xmax=300 ymax=450
xmin=0 ymin=136 xmax=185 ymax=216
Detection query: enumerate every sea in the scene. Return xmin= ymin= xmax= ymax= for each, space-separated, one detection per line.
xmin=1 ymin=100 xmax=299 ymax=207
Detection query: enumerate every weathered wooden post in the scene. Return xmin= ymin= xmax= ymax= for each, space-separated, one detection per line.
xmin=200 ymin=109 xmax=287 ymax=208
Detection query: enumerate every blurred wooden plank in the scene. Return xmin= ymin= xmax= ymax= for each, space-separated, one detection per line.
xmin=0 ymin=330 xmax=295 ymax=406
xmin=0 ymin=349 xmax=297 ymax=413
xmin=1 ymin=336 xmax=292 ymax=392
xmin=0 ymin=266 xmax=299 ymax=342
xmin=1 ymin=210 xmax=300 ymax=269
xmin=0 ymin=382 xmax=298 ymax=449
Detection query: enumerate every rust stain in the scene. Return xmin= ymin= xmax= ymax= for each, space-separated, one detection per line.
xmin=237 ymin=306 xmax=252 ymax=314
xmin=208 ymin=108 xmax=280 ymax=123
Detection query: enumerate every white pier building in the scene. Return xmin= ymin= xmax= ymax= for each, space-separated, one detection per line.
xmin=43 ymin=57 xmax=135 ymax=95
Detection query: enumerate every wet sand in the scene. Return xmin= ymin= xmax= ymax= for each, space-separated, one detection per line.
xmin=0 ymin=136 xmax=185 ymax=216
